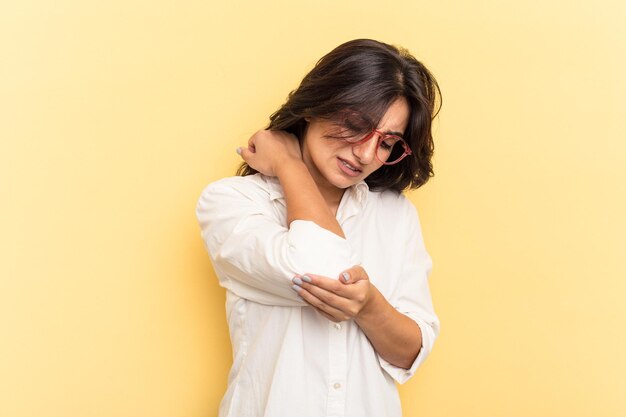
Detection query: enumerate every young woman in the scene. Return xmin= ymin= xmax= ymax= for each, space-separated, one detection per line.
xmin=196 ymin=39 xmax=441 ymax=417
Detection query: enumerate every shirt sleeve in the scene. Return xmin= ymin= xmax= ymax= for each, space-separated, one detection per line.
xmin=377 ymin=196 xmax=440 ymax=384
xmin=195 ymin=177 xmax=358 ymax=306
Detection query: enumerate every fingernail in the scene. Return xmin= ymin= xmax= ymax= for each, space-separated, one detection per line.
xmin=302 ymin=275 xmax=312 ymax=283
xmin=293 ymin=277 xmax=303 ymax=286
xmin=292 ymin=284 xmax=302 ymax=292
xmin=235 ymin=147 xmax=241 ymax=155
xmin=341 ymin=272 xmax=350 ymax=282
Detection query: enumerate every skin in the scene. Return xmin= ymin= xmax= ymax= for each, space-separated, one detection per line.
xmin=237 ymin=97 xmax=423 ymax=369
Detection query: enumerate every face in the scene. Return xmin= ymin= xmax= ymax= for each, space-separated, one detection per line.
xmin=301 ymin=97 xmax=411 ymax=196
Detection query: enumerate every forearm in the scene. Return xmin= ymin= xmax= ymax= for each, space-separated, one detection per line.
xmin=355 ymin=286 xmax=423 ymax=369
xmin=276 ymin=159 xmax=345 ymax=238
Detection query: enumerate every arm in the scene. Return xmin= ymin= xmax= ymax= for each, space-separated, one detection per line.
xmin=278 ymin=159 xmax=345 ymax=238
xmin=196 ymin=177 xmax=358 ymax=306
xmin=293 ymin=267 xmax=422 ymax=369
xmin=353 ymin=273 xmax=423 ymax=369
xmin=196 ymin=131 xmax=355 ymax=306
xmin=240 ymin=130 xmax=438 ymax=375
xmin=238 ymin=130 xmax=344 ymax=238
xmin=292 ymin=199 xmax=439 ymax=377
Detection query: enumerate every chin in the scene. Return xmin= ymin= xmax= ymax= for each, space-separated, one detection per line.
xmin=331 ymin=174 xmax=361 ymax=189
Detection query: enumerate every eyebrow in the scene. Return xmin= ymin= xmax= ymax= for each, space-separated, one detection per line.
xmin=384 ymin=130 xmax=404 ymax=137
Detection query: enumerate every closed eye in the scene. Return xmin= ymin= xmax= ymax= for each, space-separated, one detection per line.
xmin=380 ymin=136 xmax=400 ymax=150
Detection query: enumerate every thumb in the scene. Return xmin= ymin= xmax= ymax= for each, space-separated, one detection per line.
xmin=339 ymin=265 xmax=367 ymax=284
xmin=237 ymin=146 xmax=255 ymax=162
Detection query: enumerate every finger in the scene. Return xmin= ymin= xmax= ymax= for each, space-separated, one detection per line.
xmin=339 ymin=271 xmax=351 ymax=284
xmin=294 ymin=285 xmax=347 ymax=322
xmin=295 ymin=274 xmax=346 ymax=297
xmin=338 ymin=265 xmax=368 ymax=284
xmin=237 ymin=145 xmax=255 ymax=161
xmin=297 ymin=278 xmax=354 ymax=313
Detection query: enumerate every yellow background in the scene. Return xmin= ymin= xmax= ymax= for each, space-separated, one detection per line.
xmin=2 ymin=1 xmax=625 ymax=416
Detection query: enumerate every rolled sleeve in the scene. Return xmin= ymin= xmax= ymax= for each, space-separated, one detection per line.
xmin=378 ymin=314 xmax=439 ymax=384
xmin=287 ymin=220 xmax=357 ymax=278
xmin=196 ymin=177 xmax=356 ymax=306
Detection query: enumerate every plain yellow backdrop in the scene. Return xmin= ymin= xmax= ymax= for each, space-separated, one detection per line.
xmin=1 ymin=1 xmax=625 ymax=416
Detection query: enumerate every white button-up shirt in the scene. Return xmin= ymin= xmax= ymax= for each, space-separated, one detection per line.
xmin=196 ymin=173 xmax=440 ymax=417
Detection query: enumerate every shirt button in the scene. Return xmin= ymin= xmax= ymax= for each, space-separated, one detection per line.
xmin=334 ymin=323 xmax=342 ymax=330
xmin=333 ymin=382 xmax=341 ymax=390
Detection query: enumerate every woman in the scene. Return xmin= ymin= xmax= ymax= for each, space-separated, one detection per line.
xmin=196 ymin=39 xmax=441 ymax=417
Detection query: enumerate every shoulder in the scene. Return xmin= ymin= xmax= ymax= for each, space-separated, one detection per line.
xmin=368 ymin=188 xmax=417 ymax=216
xmin=195 ymin=174 xmax=279 ymax=220
xmin=197 ymin=173 xmax=272 ymax=203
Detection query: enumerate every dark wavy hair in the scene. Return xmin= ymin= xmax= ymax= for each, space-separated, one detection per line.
xmin=237 ymin=38 xmax=442 ymax=192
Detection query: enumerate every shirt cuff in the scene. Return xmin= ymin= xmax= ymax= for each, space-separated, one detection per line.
xmin=377 ymin=316 xmax=435 ymax=384
xmin=287 ymin=220 xmax=360 ymax=278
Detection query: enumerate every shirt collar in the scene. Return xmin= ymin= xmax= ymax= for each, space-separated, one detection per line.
xmin=350 ymin=180 xmax=370 ymax=208
xmin=263 ymin=174 xmax=369 ymax=209
xmin=265 ymin=175 xmax=285 ymax=201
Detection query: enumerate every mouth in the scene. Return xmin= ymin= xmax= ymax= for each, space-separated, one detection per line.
xmin=337 ymin=157 xmax=362 ymax=177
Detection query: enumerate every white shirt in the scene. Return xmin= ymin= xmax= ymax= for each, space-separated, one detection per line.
xmin=196 ymin=173 xmax=440 ymax=417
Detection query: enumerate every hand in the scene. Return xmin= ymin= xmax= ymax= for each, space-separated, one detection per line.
xmin=291 ymin=265 xmax=375 ymax=322
xmin=237 ymin=129 xmax=302 ymax=177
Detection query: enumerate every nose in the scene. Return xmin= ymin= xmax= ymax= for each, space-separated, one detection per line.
xmin=352 ymin=134 xmax=378 ymax=165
